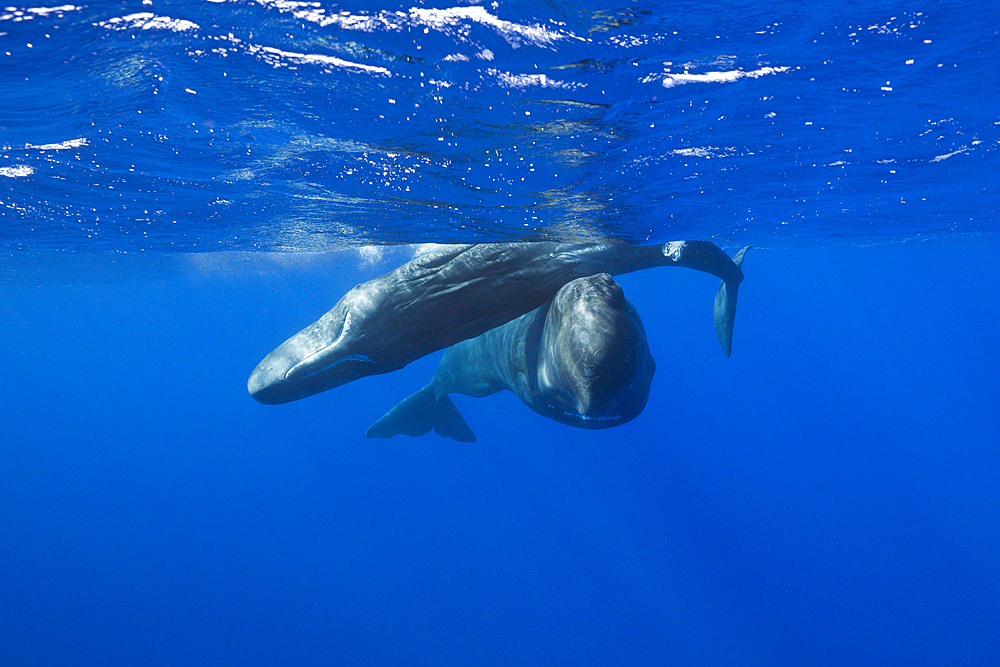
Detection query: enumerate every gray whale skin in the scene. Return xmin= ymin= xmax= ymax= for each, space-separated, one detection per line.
xmin=248 ymin=241 xmax=748 ymax=407
xmin=366 ymin=273 xmax=657 ymax=442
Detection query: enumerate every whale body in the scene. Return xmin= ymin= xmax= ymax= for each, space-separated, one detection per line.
xmin=248 ymin=241 xmax=747 ymax=405
xmin=366 ymin=274 xmax=656 ymax=442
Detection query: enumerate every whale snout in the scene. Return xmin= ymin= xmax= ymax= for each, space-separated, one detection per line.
xmin=248 ymin=323 xmax=379 ymax=404
xmin=536 ymin=274 xmax=655 ymax=428
xmin=247 ymin=351 xmax=297 ymax=404
xmin=565 ymin=351 xmax=656 ymax=425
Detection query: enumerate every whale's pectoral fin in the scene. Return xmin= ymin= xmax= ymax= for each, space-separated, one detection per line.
xmin=366 ymin=385 xmax=477 ymax=443
xmin=713 ymin=246 xmax=750 ymax=358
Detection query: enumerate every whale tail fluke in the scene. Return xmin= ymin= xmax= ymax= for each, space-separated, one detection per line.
xmin=713 ymin=246 xmax=750 ymax=357
xmin=366 ymin=385 xmax=477 ymax=443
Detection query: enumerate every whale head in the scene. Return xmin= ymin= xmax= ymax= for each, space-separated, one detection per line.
xmin=533 ymin=273 xmax=655 ymax=429
xmin=248 ymin=300 xmax=379 ymax=404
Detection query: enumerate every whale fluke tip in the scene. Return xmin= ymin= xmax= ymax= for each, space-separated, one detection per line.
xmin=713 ymin=246 xmax=750 ymax=357
xmin=367 ymin=385 xmax=477 ymax=443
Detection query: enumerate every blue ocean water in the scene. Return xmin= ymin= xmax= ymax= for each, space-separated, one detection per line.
xmin=1 ymin=1 xmax=998 ymax=665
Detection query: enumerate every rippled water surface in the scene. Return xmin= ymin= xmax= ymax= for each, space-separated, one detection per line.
xmin=2 ymin=0 xmax=997 ymax=251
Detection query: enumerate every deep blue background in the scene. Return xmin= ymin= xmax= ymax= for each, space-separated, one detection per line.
xmin=2 ymin=241 xmax=998 ymax=665
xmin=2 ymin=0 xmax=999 ymax=665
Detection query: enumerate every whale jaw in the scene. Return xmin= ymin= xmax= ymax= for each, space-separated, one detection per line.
xmin=248 ymin=310 xmax=377 ymax=404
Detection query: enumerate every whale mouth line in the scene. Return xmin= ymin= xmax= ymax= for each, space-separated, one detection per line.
xmin=572 ymin=411 xmax=625 ymax=422
xmin=286 ymin=351 xmax=375 ymax=382
xmin=546 ymin=402 xmax=625 ymax=423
